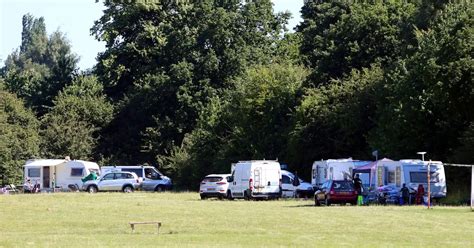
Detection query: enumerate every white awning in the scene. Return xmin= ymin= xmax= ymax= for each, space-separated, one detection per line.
xmin=24 ymin=159 xmax=66 ymax=167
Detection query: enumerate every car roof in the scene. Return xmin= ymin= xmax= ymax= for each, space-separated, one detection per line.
xmin=204 ymin=174 xmax=231 ymax=177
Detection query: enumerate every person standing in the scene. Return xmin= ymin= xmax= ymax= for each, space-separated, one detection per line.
xmin=416 ymin=184 xmax=425 ymax=205
xmin=400 ymin=183 xmax=410 ymax=205
xmin=353 ymin=174 xmax=363 ymax=205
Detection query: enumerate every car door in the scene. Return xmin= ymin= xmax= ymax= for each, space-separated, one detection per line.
xmin=316 ymin=181 xmax=329 ymax=201
xmin=281 ymin=175 xmax=295 ymax=197
xmin=112 ymin=173 xmax=127 ymax=191
xmin=98 ymin=173 xmax=115 ymax=191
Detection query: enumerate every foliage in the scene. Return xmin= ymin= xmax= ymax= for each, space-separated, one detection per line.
xmin=0 ymin=89 xmax=40 ymax=185
xmin=161 ymin=63 xmax=307 ymax=188
xmin=290 ymin=65 xmax=384 ymax=174
xmin=1 ymin=14 xmax=78 ymax=115
xmin=368 ymin=5 xmax=473 ymax=160
xmin=92 ymin=0 xmax=290 ymax=164
xmin=298 ymin=1 xmax=416 ymax=86
xmin=40 ymin=76 xmax=113 ymax=160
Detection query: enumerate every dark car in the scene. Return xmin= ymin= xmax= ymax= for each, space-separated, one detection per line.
xmin=314 ymin=180 xmax=357 ymax=206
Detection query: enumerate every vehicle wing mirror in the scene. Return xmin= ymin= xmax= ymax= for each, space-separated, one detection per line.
xmin=227 ymin=176 xmax=233 ymax=182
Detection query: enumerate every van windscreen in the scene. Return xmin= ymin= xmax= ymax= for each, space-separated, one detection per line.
xmin=122 ymin=168 xmax=143 ymax=177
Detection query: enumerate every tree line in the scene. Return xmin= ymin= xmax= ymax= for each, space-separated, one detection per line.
xmin=0 ymin=1 xmax=472 ymax=197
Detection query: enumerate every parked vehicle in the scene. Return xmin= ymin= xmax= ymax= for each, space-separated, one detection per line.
xmin=227 ymin=160 xmax=282 ymax=200
xmin=352 ymin=159 xmax=447 ymax=199
xmin=24 ymin=158 xmax=100 ymax=191
xmin=314 ymin=180 xmax=357 ymax=206
xmin=281 ymin=170 xmax=314 ymax=198
xmin=199 ymin=174 xmax=231 ymax=200
xmin=311 ymin=159 xmax=371 ymax=189
xmin=101 ymin=165 xmax=172 ymax=192
xmin=82 ymin=171 xmax=141 ymax=193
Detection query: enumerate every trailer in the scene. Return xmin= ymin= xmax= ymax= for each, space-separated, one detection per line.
xmin=353 ymin=159 xmax=447 ymax=199
xmin=311 ymin=158 xmax=371 ymax=189
xmin=24 ymin=159 xmax=100 ymax=191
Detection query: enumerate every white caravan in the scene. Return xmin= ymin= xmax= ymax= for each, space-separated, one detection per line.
xmin=24 ymin=159 xmax=100 ymax=190
xmin=353 ymin=159 xmax=447 ymax=199
xmin=227 ymin=160 xmax=282 ymax=200
xmin=311 ymin=158 xmax=371 ymax=189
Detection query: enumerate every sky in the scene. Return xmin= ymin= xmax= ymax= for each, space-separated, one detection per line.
xmin=1 ymin=0 xmax=304 ymax=71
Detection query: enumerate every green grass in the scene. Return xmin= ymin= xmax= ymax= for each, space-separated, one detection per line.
xmin=0 ymin=193 xmax=473 ymax=247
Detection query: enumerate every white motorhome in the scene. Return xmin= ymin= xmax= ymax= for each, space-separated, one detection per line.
xmin=227 ymin=160 xmax=282 ymax=200
xmin=311 ymin=158 xmax=371 ymax=189
xmin=353 ymin=159 xmax=447 ymax=199
xmin=24 ymin=159 xmax=100 ymax=190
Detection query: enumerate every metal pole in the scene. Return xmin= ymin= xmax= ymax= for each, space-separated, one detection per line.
xmin=471 ymin=165 xmax=473 ymax=211
xmin=427 ymin=160 xmax=431 ymax=209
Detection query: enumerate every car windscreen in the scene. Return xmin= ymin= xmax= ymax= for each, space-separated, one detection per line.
xmin=203 ymin=177 xmax=223 ymax=182
xmin=410 ymin=172 xmax=439 ymax=183
xmin=332 ymin=181 xmax=353 ymax=191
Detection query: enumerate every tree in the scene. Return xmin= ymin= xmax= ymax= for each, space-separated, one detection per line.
xmin=290 ymin=65 xmax=383 ymax=173
xmin=297 ymin=1 xmax=416 ymax=86
xmin=1 ymin=14 xmax=78 ymax=114
xmin=40 ymin=75 xmax=113 ymax=160
xmin=0 ymin=85 xmax=40 ymax=185
xmin=369 ymin=5 xmax=473 ymax=160
xmin=159 ymin=63 xmax=307 ymax=188
xmin=92 ymin=0 xmax=290 ymax=164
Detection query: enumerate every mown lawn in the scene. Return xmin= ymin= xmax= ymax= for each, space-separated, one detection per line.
xmin=0 ymin=192 xmax=473 ymax=247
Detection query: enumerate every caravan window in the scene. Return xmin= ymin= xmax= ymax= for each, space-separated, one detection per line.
xmin=386 ymin=171 xmax=396 ymax=184
xmin=410 ymin=172 xmax=439 ymax=183
xmin=71 ymin=168 xmax=84 ymax=177
xmin=28 ymin=168 xmax=40 ymax=177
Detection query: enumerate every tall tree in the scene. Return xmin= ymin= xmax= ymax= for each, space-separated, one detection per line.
xmin=40 ymin=75 xmax=113 ymax=160
xmin=92 ymin=0 xmax=290 ymax=164
xmin=1 ymin=14 xmax=78 ymax=114
xmin=0 ymin=82 xmax=40 ymax=185
xmin=297 ymin=1 xmax=416 ymax=86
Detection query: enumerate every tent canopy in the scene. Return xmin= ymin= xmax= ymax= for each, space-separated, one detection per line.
xmin=353 ymin=158 xmax=393 ymax=174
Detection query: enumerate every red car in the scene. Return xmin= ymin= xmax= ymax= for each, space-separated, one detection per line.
xmin=314 ymin=180 xmax=357 ymax=206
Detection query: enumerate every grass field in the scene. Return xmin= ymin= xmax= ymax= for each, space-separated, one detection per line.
xmin=0 ymin=193 xmax=473 ymax=247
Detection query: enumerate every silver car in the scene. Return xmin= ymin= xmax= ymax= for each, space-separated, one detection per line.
xmin=83 ymin=172 xmax=141 ymax=193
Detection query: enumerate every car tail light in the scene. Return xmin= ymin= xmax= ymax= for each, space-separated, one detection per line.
xmin=216 ymin=182 xmax=226 ymax=185
xmin=249 ymin=178 xmax=253 ymax=191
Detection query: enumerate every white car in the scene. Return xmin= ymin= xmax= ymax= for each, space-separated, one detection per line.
xmin=281 ymin=170 xmax=314 ymax=198
xmin=83 ymin=171 xmax=141 ymax=193
xmin=199 ymin=174 xmax=231 ymax=200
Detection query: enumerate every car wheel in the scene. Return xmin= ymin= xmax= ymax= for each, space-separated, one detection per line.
xmin=87 ymin=185 xmax=98 ymax=193
xmin=315 ymin=197 xmax=321 ymax=206
xmin=200 ymin=195 xmax=207 ymax=200
xmin=123 ymin=185 xmax=134 ymax=193
xmin=325 ymin=197 xmax=331 ymax=206
xmin=154 ymin=185 xmax=164 ymax=192
xmin=227 ymin=190 xmax=234 ymax=200
xmin=244 ymin=191 xmax=251 ymax=201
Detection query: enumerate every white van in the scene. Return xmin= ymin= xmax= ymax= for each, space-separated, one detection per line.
xmin=227 ymin=160 xmax=282 ymax=200
xmin=101 ymin=165 xmax=172 ymax=191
